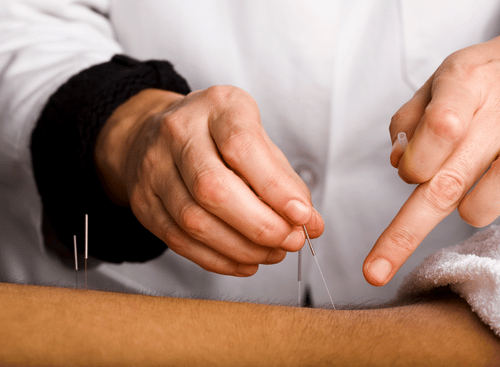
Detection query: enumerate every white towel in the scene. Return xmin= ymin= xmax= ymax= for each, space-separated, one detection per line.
xmin=398 ymin=225 xmax=500 ymax=336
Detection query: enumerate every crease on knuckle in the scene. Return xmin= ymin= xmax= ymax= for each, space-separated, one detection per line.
xmin=425 ymin=170 xmax=465 ymax=212
xmin=156 ymin=216 xmax=183 ymax=251
xmin=178 ymin=202 xmax=209 ymax=238
xmin=232 ymin=249 xmax=263 ymax=266
xmin=192 ymin=168 xmax=231 ymax=209
xmin=385 ymin=228 xmax=419 ymax=257
xmin=219 ymin=129 xmax=255 ymax=168
xmin=128 ymin=189 xmax=152 ymax=225
xmin=205 ymin=254 xmax=234 ymax=275
xmin=128 ymin=187 xmax=143 ymax=212
xmin=252 ymin=216 xmax=282 ymax=247
xmin=260 ymin=174 xmax=285 ymax=200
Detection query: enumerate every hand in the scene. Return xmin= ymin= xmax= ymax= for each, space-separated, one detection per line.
xmin=95 ymin=86 xmax=324 ymax=276
xmin=364 ymin=36 xmax=500 ymax=286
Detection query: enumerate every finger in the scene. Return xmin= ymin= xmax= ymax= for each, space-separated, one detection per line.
xmin=459 ymin=157 xmax=500 ymax=227
xmin=229 ymin=134 xmax=325 ymax=239
xmin=263 ymin=134 xmax=325 ymax=238
xmin=152 ymin=157 xmax=288 ymax=265
xmin=172 ymin=130 xmax=306 ymax=252
xmin=398 ymin=72 xmax=481 ymax=184
xmin=211 ymin=109 xmax=315 ymax=227
xmin=129 ymin=181 xmax=260 ymax=277
xmin=364 ymin=157 xmax=478 ymax=286
xmin=390 ymin=132 xmax=409 ymax=169
xmin=389 ymin=78 xmax=432 ymax=168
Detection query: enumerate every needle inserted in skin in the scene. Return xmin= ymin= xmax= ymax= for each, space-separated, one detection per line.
xmin=85 ymin=214 xmax=88 ymax=290
xmin=73 ymin=235 xmax=78 ymax=289
xmin=298 ymin=248 xmax=302 ymax=306
xmin=303 ymin=226 xmax=335 ymax=309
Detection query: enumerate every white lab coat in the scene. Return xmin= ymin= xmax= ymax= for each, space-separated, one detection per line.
xmin=1 ymin=0 xmax=499 ymax=305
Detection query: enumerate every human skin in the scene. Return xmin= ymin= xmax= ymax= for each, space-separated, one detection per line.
xmin=364 ymin=36 xmax=500 ymax=287
xmin=1 ymin=282 xmax=499 ymax=366
xmin=95 ymin=87 xmax=324 ymax=276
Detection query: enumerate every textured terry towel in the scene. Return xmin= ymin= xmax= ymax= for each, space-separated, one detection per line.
xmin=398 ymin=225 xmax=500 ymax=336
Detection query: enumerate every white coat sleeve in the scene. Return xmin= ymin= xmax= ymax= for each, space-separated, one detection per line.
xmin=398 ymin=225 xmax=500 ymax=337
xmin=0 ymin=0 xmax=122 ymax=154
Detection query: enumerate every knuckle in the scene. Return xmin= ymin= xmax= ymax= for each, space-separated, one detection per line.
xmin=178 ymin=202 xmax=209 ymax=237
xmin=260 ymin=174 xmax=284 ymax=199
xmin=128 ymin=188 xmax=146 ymax=216
xmin=206 ymin=85 xmax=260 ymax=124
xmin=203 ymin=253 xmax=237 ymax=275
xmin=440 ymin=50 xmax=474 ymax=77
xmin=191 ymin=168 xmax=231 ymax=209
xmin=252 ymin=217 xmax=283 ymax=247
xmin=443 ymin=50 xmax=498 ymax=83
xmin=219 ymin=130 xmax=255 ymax=167
xmin=424 ymin=105 xmax=465 ymax=142
xmin=234 ymin=250 xmax=265 ymax=266
xmin=155 ymin=217 xmax=183 ymax=251
xmin=204 ymin=85 xmax=238 ymax=105
xmin=385 ymin=228 xmax=419 ymax=257
xmin=425 ymin=170 xmax=466 ymax=211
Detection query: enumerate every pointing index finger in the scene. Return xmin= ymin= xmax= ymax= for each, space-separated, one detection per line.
xmin=363 ymin=166 xmax=468 ymax=286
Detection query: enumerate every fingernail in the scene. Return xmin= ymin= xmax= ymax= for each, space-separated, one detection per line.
xmin=284 ymin=200 xmax=310 ymax=224
xmin=367 ymin=258 xmax=392 ymax=285
xmin=280 ymin=230 xmax=305 ymax=251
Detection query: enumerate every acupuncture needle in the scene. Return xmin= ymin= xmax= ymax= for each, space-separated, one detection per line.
xmin=303 ymin=225 xmax=335 ymax=309
xmin=297 ymin=248 xmax=302 ymax=306
xmin=73 ymin=235 xmax=78 ymax=289
xmin=84 ymin=214 xmax=88 ymax=290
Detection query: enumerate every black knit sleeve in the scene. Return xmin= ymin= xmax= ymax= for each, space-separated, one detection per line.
xmin=31 ymin=55 xmax=191 ymax=263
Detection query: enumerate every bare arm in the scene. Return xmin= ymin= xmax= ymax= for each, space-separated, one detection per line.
xmin=1 ymin=282 xmax=498 ymax=366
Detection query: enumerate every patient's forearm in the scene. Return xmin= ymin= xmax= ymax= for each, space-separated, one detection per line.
xmin=0 ymin=283 xmax=498 ymax=366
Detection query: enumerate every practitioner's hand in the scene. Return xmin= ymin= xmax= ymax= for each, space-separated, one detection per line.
xmin=96 ymin=86 xmax=323 ymax=276
xmin=364 ymin=36 xmax=500 ymax=286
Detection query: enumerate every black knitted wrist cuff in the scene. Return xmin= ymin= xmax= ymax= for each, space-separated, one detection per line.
xmin=31 ymin=55 xmax=191 ymax=263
